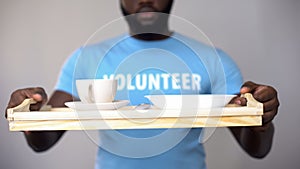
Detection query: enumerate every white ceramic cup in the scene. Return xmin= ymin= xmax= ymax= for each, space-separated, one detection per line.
xmin=76 ymin=79 xmax=118 ymax=103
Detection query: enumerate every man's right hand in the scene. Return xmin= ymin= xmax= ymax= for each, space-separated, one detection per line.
xmin=6 ymin=87 xmax=48 ymax=118
xmin=5 ymin=89 xmax=72 ymax=152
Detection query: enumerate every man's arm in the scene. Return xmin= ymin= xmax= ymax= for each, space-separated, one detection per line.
xmin=229 ymin=123 xmax=274 ymax=158
xmin=6 ymin=89 xmax=75 ymax=152
xmin=229 ymin=81 xmax=279 ymax=158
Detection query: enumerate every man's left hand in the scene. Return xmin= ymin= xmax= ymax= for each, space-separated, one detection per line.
xmin=232 ymin=81 xmax=280 ymax=131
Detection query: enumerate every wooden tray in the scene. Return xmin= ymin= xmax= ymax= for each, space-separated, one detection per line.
xmin=7 ymin=93 xmax=262 ymax=131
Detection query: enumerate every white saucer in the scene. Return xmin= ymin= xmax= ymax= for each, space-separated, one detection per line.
xmin=65 ymin=100 xmax=130 ymax=110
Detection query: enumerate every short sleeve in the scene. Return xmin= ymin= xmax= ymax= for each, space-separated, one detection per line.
xmin=54 ymin=48 xmax=82 ymax=98
xmin=211 ymin=49 xmax=243 ymax=94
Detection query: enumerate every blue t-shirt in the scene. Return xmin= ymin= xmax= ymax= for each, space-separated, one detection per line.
xmin=55 ymin=32 xmax=243 ymax=169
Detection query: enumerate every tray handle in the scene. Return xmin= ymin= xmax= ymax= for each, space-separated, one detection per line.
xmin=6 ymin=98 xmax=36 ymax=121
xmin=242 ymin=93 xmax=263 ymax=115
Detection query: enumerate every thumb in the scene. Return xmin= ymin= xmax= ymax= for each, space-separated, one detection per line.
xmin=32 ymin=93 xmax=43 ymax=102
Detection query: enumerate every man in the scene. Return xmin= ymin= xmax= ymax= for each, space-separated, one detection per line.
xmin=6 ymin=0 xmax=279 ymax=169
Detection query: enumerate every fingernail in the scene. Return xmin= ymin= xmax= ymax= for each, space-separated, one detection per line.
xmin=32 ymin=94 xmax=42 ymax=101
xmin=240 ymin=87 xmax=249 ymax=93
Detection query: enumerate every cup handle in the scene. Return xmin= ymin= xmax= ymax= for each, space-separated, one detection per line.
xmin=88 ymin=83 xmax=94 ymax=103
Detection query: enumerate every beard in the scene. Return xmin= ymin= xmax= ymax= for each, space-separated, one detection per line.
xmin=120 ymin=0 xmax=174 ymax=16
xmin=120 ymin=1 xmax=173 ymax=36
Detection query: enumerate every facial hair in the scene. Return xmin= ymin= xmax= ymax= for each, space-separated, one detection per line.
xmin=120 ymin=0 xmax=174 ymax=39
xmin=120 ymin=0 xmax=174 ymax=16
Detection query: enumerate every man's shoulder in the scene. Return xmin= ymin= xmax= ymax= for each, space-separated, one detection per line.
xmin=173 ymin=32 xmax=219 ymax=52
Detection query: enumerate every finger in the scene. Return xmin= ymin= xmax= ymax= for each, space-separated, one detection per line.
xmin=252 ymin=85 xmax=277 ymax=103
xmin=23 ymin=88 xmax=47 ymax=102
xmin=240 ymin=81 xmax=259 ymax=94
xmin=262 ymin=109 xmax=277 ymax=124
xmin=261 ymin=98 xmax=279 ymax=124
xmin=29 ymin=87 xmax=48 ymax=111
xmin=29 ymin=93 xmax=45 ymax=111
xmin=7 ymin=90 xmax=29 ymax=108
xmin=229 ymin=96 xmax=247 ymax=106
xmin=31 ymin=87 xmax=48 ymax=104
xmin=241 ymin=81 xmax=278 ymax=104
xmin=32 ymin=93 xmax=43 ymax=102
xmin=263 ymin=97 xmax=279 ymax=112
xmin=6 ymin=87 xmax=47 ymax=111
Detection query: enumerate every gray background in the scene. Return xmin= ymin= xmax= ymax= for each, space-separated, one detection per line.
xmin=1 ymin=0 xmax=299 ymax=169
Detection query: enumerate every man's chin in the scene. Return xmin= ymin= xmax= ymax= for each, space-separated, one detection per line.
xmin=137 ymin=12 xmax=159 ymax=26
